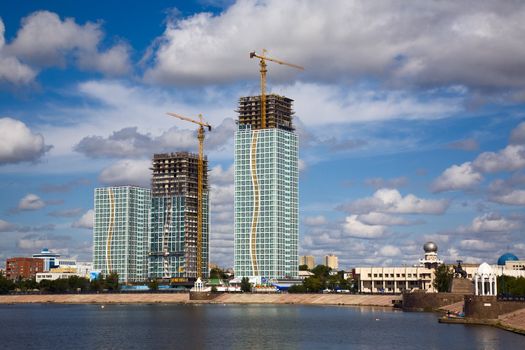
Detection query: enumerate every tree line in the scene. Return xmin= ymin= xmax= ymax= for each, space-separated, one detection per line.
xmin=0 ymin=271 xmax=119 ymax=294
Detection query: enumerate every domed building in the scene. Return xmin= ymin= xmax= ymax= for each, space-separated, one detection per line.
xmin=497 ymin=253 xmax=519 ymax=266
xmin=419 ymin=241 xmax=443 ymax=268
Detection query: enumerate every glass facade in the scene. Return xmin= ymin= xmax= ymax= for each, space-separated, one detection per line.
xmin=149 ymin=194 xmax=209 ymax=279
xmin=234 ymin=125 xmax=299 ymax=279
xmin=93 ymin=186 xmax=151 ymax=283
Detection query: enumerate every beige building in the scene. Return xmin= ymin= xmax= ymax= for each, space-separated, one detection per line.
xmin=324 ymin=254 xmax=339 ymax=270
xmin=299 ymin=255 xmax=315 ymax=269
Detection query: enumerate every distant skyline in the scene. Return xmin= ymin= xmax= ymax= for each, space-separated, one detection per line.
xmin=1 ymin=1 xmax=524 ymax=269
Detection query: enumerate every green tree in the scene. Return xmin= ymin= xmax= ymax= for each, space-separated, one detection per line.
xmin=299 ymin=264 xmax=309 ymax=271
xmin=433 ymin=264 xmax=454 ymax=292
xmin=311 ymin=265 xmax=332 ymax=279
xmin=148 ymin=279 xmax=159 ymax=291
xmin=240 ymin=277 xmax=251 ymax=292
xmin=498 ymin=276 xmax=525 ymax=296
xmin=210 ymin=267 xmax=227 ymax=280
xmin=0 ymin=272 xmax=15 ymax=294
xmin=304 ymin=276 xmax=323 ymax=292
xmin=104 ymin=272 xmax=120 ymax=291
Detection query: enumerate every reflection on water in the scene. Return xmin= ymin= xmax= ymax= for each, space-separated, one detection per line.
xmin=0 ymin=304 xmax=521 ymax=350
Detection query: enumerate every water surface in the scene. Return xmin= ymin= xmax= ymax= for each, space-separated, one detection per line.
xmin=0 ymin=304 xmax=522 ymax=349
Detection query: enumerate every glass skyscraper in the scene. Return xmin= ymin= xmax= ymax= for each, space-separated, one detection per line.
xmin=93 ymin=186 xmax=151 ymax=283
xmin=234 ymin=94 xmax=299 ymax=280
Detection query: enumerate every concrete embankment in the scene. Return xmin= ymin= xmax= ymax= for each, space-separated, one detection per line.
xmin=0 ymin=293 xmax=395 ymax=307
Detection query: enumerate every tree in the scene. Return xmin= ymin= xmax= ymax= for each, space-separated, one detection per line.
xmin=148 ymin=279 xmax=159 ymax=291
xmin=105 ymin=272 xmax=119 ymax=291
xmin=304 ymin=276 xmax=323 ymax=292
xmin=210 ymin=267 xmax=228 ymax=280
xmin=299 ymin=264 xmax=309 ymax=271
xmin=433 ymin=264 xmax=454 ymax=292
xmin=311 ymin=264 xmax=332 ymax=279
xmin=0 ymin=272 xmax=14 ymax=294
xmin=240 ymin=277 xmax=251 ymax=292
xmin=288 ymin=284 xmax=306 ymax=293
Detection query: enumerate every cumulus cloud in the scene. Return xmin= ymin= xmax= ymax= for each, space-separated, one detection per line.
xmin=357 ymin=212 xmax=411 ymax=226
xmin=144 ymin=0 xmax=525 ymax=95
xmin=473 ymin=145 xmax=525 ymax=173
xmin=462 ymin=213 xmax=521 ymax=233
xmin=510 ymin=122 xmax=525 ymax=145
xmin=378 ymin=245 xmax=401 ymax=257
xmin=98 ymin=159 xmax=151 ymax=187
xmin=17 ymin=194 xmax=46 ymax=211
xmin=340 ymin=188 xmax=449 ymax=215
xmin=6 ymin=11 xmax=131 ymax=75
xmin=432 ymin=162 xmax=483 ymax=192
xmin=209 ymin=164 xmax=234 ymax=186
xmin=75 ymin=118 xmax=234 ymax=159
xmin=0 ymin=19 xmax=36 ymax=85
xmin=0 ymin=118 xmax=52 ymax=165
xmin=489 ymin=190 xmax=525 ymax=206
xmin=17 ymin=233 xmax=71 ymax=250
xmin=72 ymin=209 xmax=94 ymax=229
xmin=342 ymin=215 xmax=386 ymax=239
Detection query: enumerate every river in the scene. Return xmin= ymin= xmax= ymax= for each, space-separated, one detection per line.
xmin=0 ymin=304 xmax=522 ymax=349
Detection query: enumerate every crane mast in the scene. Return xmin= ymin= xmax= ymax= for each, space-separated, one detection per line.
xmin=250 ymin=50 xmax=304 ymax=128
xmin=166 ymin=112 xmax=211 ymax=280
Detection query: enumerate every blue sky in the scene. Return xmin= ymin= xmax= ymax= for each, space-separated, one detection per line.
xmin=1 ymin=0 xmax=525 ymax=269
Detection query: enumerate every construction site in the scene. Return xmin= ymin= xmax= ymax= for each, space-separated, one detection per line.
xmin=149 ymin=152 xmax=209 ymax=286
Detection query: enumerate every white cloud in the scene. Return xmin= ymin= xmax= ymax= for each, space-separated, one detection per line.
xmin=510 ymin=122 xmax=525 ymax=145
xmin=342 ymin=215 xmax=386 ymax=239
xmin=72 ymin=209 xmax=94 ymax=229
xmin=357 ymin=212 xmax=410 ymax=226
xmin=465 ymin=213 xmax=521 ymax=233
xmin=144 ymin=0 xmax=525 ymax=94
xmin=473 ymin=144 xmax=525 ymax=173
xmin=0 ymin=19 xmax=36 ymax=85
xmin=378 ymin=245 xmax=401 ymax=257
xmin=431 ymin=161 xmax=483 ymax=192
xmin=364 ymin=177 xmax=408 ymax=189
xmin=490 ymin=189 xmax=525 ymax=206
xmin=0 ymin=118 xmax=52 ymax=165
xmin=98 ymin=159 xmax=151 ymax=187
xmin=0 ymin=219 xmax=17 ymax=232
xmin=303 ymin=215 xmax=327 ymax=226
xmin=209 ymin=164 xmax=234 ymax=186
xmin=6 ymin=11 xmax=131 ymax=75
xmin=447 ymin=138 xmax=479 ymax=151
xmin=17 ymin=194 xmax=46 ymax=211
xmin=343 ymin=188 xmax=449 ymax=215
xmin=459 ymin=239 xmax=496 ymax=251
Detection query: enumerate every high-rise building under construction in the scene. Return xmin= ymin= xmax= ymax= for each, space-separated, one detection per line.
xmin=149 ymin=152 xmax=209 ymax=281
xmin=234 ymin=94 xmax=299 ymax=280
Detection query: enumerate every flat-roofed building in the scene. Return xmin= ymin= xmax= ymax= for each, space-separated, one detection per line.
xmin=5 ymin=257 xmax=44 ymax=280
xmin=324 ymin=254 xmax=339 ymax=270
xmin=299 ymin=255 xmax=315 ymax=269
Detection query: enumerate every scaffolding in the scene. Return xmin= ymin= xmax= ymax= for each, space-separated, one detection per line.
xmin=237 ymin=94 xmax=295 ymax=131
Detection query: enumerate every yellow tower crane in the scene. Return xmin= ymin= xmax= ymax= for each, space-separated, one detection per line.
xmin=166 ymin=112 xmax=212 ymax=280
xmin=249 ymin=50 xmax=304 ymax=128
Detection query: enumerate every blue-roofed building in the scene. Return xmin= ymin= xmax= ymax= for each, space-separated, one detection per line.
xmin=497 ymin=253 xmax=519 ymax=266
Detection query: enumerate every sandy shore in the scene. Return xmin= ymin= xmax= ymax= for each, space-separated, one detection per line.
xmin=0 ymin=293 xmax=396 ymax=307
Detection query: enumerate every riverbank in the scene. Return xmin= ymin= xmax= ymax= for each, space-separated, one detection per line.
xmin=439 ymin=301 xmax=525 ymax=336
xmin=0 ymin=293 xmax=396 ymax=307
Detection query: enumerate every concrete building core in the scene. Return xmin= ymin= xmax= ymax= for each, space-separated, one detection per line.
xmin=234 ymin=94 xmax=299 ymax=281
xmin=237 ymin=94 xmax=295 ymax=131
xmin=149 ymin=152 xmax=209 ymax=281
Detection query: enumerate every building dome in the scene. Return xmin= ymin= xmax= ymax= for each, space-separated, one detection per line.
xmin=477 ymin=262 xmax=493 ymax=276
xmin=423 ymin=242 xmax=438 ymax=253
xmin=497 ymin=253 xmax=519 ymax=266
